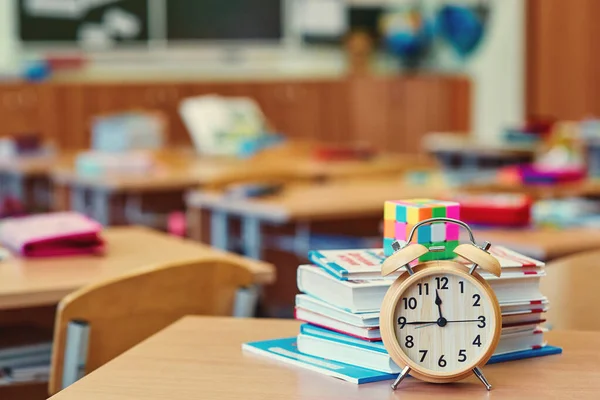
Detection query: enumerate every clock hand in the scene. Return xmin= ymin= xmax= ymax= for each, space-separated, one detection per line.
xmin=404 ymin=320 xmax=438 ymax=325
xmin=415 ymin=322 xmax=438 ymax=329
xmin=446 ymin=319 xmax=482 ymax=323
xmin=435 ymin=289 xmax=444 ymax=319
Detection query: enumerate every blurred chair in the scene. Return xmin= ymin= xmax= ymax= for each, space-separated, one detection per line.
xmin=49 ymin=258 xmax=254 ymax=395
xmin=541 ymin=250 xmax=600 ymax=331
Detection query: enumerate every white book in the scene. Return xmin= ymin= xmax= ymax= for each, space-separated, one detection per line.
xmin=295 ymin=295 xmax=547 ymax=341
xmin=297 ymin=265 xmax=545 ymax=314
xmin=306 ymin=246 xmax=544 ymax=281
xmin=297 ymin=325 xmax=547 ymax=374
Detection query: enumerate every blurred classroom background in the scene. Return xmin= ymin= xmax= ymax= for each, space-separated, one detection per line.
xmin=1 ymin=0 xmax=600 ymax=398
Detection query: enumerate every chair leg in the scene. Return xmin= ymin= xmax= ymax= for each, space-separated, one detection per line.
xmin=233 ymin=285 xmax=260 ymax=317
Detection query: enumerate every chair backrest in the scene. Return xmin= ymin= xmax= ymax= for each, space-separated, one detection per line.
xmin=49 ymin=258 xmax=254 ymax=395
xmin=541 ymin=249 xmax=600 ymax=331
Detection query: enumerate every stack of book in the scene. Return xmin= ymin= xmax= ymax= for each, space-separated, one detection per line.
xmin=0 ymin=326 xmax=52 ymax=386
xmin=244 ymin=246 xmax=562 ymax=384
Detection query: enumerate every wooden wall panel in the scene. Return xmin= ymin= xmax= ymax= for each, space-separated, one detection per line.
xmin=0 ymin=75 xmax=470 ymax=153
xmin=527 ymin=0 xmax=600 ymax=120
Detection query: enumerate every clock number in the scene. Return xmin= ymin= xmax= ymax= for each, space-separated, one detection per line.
xmin=458 ymin=349 xmax=467 ymax=362
xmin=417 ymin=282 xmax=429 ymax=295
xmin=477 ymin=315 xmax=486 ymax=328
xmin=459 ymin=281 xmax=464 ymax=293
xmin=402 ymin=297 xmax=417 ymax=310
xmin=419 ymin=350 xmax=428 ymax=362
xmin=473 ymin=335 xmax=482 ymax=347
xmin=438 ymin=355 xmax=447 ymax=367
xmin=397 ymin=316 xmax=406 ymax=329
xmin=472 ymin=294 xmax=481 ymax=307
xmin=435 ymin=277 xmax=449 ymax=290
xmin=405 ymin=335 xmax=414 ymax=348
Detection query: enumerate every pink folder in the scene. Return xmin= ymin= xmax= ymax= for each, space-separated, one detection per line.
xmin=0 ymin=212 xmax=105 ymax=257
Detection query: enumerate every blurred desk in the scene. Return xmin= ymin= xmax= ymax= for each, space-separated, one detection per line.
xmin=51 ymin=147 xmax=427 ymax=226
xmin=473 ymin=227 xmax=600 ymax=261
xmin=0 ymin=226 xmax=274 ymax=310
xmin=48 ymin=316 xmax=596 ymax=400
xmin=186 ymin=177 xmax=442 ymax=315
xmin=460 ymin=179 xmax=600 ymax=200
xmin=0 ymin=152 xmax=74 ymax=212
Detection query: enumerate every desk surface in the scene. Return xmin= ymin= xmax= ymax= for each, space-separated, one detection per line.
xmin=49 ymin=316 xmax=598 ymax=400
xmin=0 ymin=227 xmax=274 ymax=310
xmin=187 ymin=177 xmax=444 ymax=222
xmin=474 ymin=227 xmax=600 ymax=261
xmin=50 ymin=146 xmax=429 ymax=192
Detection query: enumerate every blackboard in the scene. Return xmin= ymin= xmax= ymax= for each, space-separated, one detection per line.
xmin=166 ymin=0 xmax=282 ymax=40
xmin=18 ymin=0 xmax=149 ymax=44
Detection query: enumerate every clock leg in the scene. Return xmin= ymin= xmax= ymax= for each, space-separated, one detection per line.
xmin=473 ymin=367 xmax=492 ymax=391
xmin=391 ymin=366 xmax=411 ymax=390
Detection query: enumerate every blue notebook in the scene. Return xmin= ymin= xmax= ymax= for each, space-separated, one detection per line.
xmin=242 ymin=337 xmax=396 ymax=384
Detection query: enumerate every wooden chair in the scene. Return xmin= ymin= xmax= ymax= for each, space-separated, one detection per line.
xmin=49 ymin=258 xmax=254 ymax=395
xmin=541 ymin=249 xmax=600 ymax=331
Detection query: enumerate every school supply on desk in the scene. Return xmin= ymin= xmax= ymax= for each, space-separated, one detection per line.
xmin=0 ymin=134 xmax=46 ymax=157
xmin=451 ymin=193 xmax=532 ymax=227
xmin=91 ymin=111 xmax=167 ymax=152
xmin=179 ymin=95 xmax=273 ymax=156
xmin=312 ymin=144 xmax=376 ymax=161
xmin=243 ymin=337 xmax=397 ymax=384
xmin=0 ymin=212 xmax=104 ymax=257
xmin=75 ymin=151 xmax=157 ymax=176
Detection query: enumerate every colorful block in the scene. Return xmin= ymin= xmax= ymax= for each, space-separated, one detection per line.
xmin=383 ymin=199 xmax=461 ymax=261
xmin=384 ymin=201 xmax=397 ymax=220
xmin=431 ymin=222 xmax=446 ymax=242
xmin=384 ymin=237 xmax=396 ymax=256
xmin=383 ymin=219 xmax=396 ymax=238
xmin=446 ymin=223 xmax=460 ymax=241
xmin=395 ymin=222 xmax=407 ymax=241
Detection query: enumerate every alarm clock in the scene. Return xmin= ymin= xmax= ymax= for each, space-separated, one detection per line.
xmin=380 ymin=217 xmax=502 ymax=391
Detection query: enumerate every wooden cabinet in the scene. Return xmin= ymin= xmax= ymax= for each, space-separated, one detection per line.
xmin=0 ymin=75 xmax=470 ymax=153
xmin=0 ymin=83 xmax=57 ymax=141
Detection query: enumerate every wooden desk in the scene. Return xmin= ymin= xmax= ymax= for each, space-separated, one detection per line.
xmin=48 ymin=316 xmax=597 ymax=400
xmin=51 ymin=147 xmax=425 ymax=226
xmin=0 ymin=226 xmax=274 ymax=310
xmin=186 ymin=177 xmax=444 ymax=257
xmin=0 ymin=152 xmax=70 ymax=212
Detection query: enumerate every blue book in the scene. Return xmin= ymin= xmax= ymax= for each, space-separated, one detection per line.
xmin=242 ymin=337 xmax=396 ymax=384
xmin=298 ymin=324 xmax=562 ymax=373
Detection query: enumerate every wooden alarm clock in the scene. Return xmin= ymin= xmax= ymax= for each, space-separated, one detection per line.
xmin=380 ymin=217 xmax=502 ymax=391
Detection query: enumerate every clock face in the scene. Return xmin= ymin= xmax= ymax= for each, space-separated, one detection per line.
xmin=392 ymin=270 xmax=497 ymax=376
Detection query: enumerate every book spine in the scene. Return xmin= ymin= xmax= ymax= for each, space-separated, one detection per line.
xmin=61 ymin=320 xmax=90 ymax=390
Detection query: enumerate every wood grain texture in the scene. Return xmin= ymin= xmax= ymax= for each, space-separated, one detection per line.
xmin=0 ymin=226 xmax=274 ymax=310
xmin=541 ymin=249 xmax=600 ymax=331
xmin=49 ymin=258 xmax=255 ymax=395
xmin=380 ymin=262 xmax=501 ymax=383
xmin=0 ymin=75 xmax=469 ymax=153
xmin=527 ymin=0 xmax=600 ymax=119
xmin=49 ymin=316 xmax=600 ymax=400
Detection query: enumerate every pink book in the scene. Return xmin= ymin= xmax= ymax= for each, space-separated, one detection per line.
xmin=0 ymin=212 xmax=105 ymax=257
